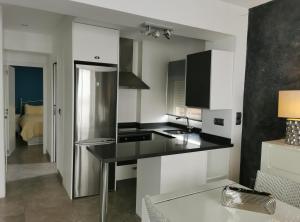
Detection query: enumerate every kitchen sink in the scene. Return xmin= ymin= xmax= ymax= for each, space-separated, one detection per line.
xmin=163 ymin=129 xmax=190 ymax=135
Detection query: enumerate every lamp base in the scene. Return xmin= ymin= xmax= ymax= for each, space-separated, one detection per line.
xmin=285 ymin=119 xmax=300 ymax=146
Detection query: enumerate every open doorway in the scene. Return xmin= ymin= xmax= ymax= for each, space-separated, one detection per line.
xmin=4 ymin=65 xmax=56 ymax=182
xmin=0 ymin=3 xmax=64 ymax=201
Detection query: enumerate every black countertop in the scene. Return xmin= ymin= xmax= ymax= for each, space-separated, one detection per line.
xmin=88 ymin=128 xmax=233 ymax=163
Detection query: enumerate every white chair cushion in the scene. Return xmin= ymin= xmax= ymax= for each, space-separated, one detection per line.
xmin=144 ymin=195 xmax=170 ymax=222
xmin=255 ymin=170 xmax=300 ymax=208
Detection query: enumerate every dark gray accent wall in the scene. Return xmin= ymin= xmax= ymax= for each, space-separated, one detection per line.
xmin=241 ymin=0 xmax=300 ymax=187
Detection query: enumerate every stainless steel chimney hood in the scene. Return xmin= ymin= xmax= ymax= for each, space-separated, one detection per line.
xmin=119 ymin=38 xmax=150 ymax=89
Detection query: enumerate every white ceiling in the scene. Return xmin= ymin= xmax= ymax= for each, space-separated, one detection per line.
xmin=3 ymin=4 xmax=64 ymax=34
xmin=0 ymin=0 xmax=233 ymax=42
xmin=221 ymin=0 xmax=272 ymax=8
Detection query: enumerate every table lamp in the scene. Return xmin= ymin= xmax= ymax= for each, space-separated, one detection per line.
xmin=278 ymin=90 xmax=300 ymax=145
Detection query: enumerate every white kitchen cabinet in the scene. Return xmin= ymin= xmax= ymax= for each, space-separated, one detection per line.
xmin=116 ymin=164 xmax=137 ymax=181
xmin=206 ymin=148 xmax=230 ymax=182
xmin=72 ymin=23 xmax=119 ymax=64
xmin=186 ymin=49 xmax=234 ymax=110
xmin=136 ymin=152 xmax=207 ymax=217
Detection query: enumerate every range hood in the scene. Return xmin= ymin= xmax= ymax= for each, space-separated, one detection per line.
xmin=119 ymin=38 xmax=150 ymax=89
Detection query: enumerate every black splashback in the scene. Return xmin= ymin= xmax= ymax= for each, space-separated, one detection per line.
xmin=241 ymin=0 xmax=300 ymax=187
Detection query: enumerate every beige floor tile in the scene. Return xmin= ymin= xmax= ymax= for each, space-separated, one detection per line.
xmin=0 ymin=214 xmax=25 ymax=222
xmin=1 ymin=175 xmax=141 ymax=222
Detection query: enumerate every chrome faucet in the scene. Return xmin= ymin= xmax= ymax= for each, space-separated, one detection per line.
xmin=176 ymin=116 xmax=193 ymax=132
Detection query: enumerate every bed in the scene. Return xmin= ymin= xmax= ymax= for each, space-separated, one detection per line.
xmin=19 ymin=102 xmax=43 ymax=146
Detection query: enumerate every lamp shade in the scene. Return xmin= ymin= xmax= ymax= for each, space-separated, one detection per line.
xmin=278 ymin=90 xmax=300 ymax=119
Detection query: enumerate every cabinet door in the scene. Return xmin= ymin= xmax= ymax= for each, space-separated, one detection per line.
xmin=167 ymin=60 xmax=186 ymax=115
xmin=73 ymin=23 xmax=119 ymax=64
xmin=185 ymin=51 xmax=211 ymax=108
xmin=209 ymin=50 xmax=233 ymax=110
xmin=207 ymin=149 xmax=230 ymax=182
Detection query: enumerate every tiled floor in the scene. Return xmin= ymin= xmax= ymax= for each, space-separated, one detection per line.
xmin=6 ymin=138 xmax=55 ymax=182
xmin=0 ymin=174 xmax=141 ymax=222
xmin=8 ymin=138 xmax=49 ymax=164
xmin=6 ymin=163 xmax=57 ymax=182
xmin=3 ymin=138 xmax=140 ymax=221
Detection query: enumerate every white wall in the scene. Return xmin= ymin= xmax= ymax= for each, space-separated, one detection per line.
xmin=0 ymin=6 xmax=5 ymax=198
xmin=3 ymin=50 xmax=51 ymax=156
xmin=63 ymin=21 xmax=73 ymax=198
xmin=201 ymin=109 xmax=233 ymax=138
xmin=4 ymin=29 xmax=52 ymax=54
xmin=51 ymin=17 xmax=73 ymax=198
xmin=139 ymin=38 xmax=205 ymax=123
xmin=4 ymin=50 xmax=49 ymax=66
xmin=118 ymin=40 xmax=139 ymax=123
xmin=118 ymin=37 xmax=205 ymax=124
xmin=118 ymin=89 xmax=138 ymax=122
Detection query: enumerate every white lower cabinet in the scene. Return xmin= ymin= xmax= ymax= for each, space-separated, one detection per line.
xmin=136 ymin=152 xmax=208 ymax=217
xmin=206 ymin=148 xmax=230 ymax=182
xmin=116 ymin=164 xmax=137 ymax=181
xmin=113 ymin=148 xmax=230 ymax=217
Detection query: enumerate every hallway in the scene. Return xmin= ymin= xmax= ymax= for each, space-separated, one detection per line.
xmin=7 ymin=138 xmax=49 ymax=164
xmin=6 ymin=138 xmax=56 ymax=182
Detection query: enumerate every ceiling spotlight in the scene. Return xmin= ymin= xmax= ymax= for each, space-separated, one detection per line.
xmin=152 ymin=30 xmax=160 ymax=38
xmin=163 ymin=29 xmax=172 ymax=40
xmin=141 ymin=22 xmax=173 ymax=40
xmin=143 ymin=25 xmax=152 ymax=36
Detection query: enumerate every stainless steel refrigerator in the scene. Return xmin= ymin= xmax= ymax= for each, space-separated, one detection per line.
xmin=73 ymin=62 xmax=117 ymax=198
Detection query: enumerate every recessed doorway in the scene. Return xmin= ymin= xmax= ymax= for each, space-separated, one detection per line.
xmin=4 ymin=65 xmax=56 ymax=182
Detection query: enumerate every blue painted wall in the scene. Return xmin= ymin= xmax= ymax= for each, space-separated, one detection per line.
xmin=14 ymin=66 xmax=43 ymax=114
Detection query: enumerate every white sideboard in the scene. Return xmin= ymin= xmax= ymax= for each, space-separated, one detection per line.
xmin=261 ymin=139 xmax=300 ymax=183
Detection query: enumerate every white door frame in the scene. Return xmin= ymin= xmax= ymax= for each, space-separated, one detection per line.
xmin=1 ymin=50 xmax=55 ymax=198
xmin=3 ymin=60 xmax=49 ymax=155
xmin=52 ymin=62 xmax=57 ymax=163
xmin=0 ymin=6 xmax=5 ymax=198
xmin=4 ymin=66 xmax=16 ymax=157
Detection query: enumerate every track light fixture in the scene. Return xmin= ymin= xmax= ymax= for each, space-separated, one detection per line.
xmin=163 ymin=29 xmax=171 ymax=40
xmin=144 ymin=25 xmax=152 ymax=36
xmin=152 ymin=30 xmax=161 ymax=38
xmin=141 ymin=22 xmax=173 ymax=40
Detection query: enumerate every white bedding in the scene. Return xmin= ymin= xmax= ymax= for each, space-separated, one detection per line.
xmin=19 ymin=114 xmax=43 ymax=142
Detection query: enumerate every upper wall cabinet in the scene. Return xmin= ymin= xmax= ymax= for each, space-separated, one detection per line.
xmin=185 ymin=50 xmax=234 ymax=110
xmin=73 ymin=23 xmax=119 ymax=64
xmin=167 ymin=60 xmax=186 ymax=116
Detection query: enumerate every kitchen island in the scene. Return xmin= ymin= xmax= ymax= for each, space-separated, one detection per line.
xmin=88 ymin=129 xmax=233 ymax=222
